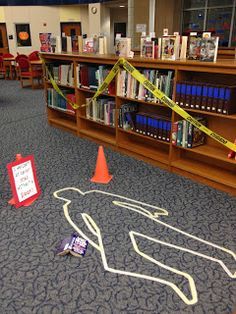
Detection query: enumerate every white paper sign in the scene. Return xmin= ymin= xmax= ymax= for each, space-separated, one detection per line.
xmin=12 ymin=160 xmax=37 ymax=202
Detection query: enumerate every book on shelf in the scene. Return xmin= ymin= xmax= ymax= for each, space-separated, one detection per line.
xmin=172 ymin=117 xmax=207 ymax=148
xmin=140 ymin=37 xmax=155 ymax=58
xmin=161 ymin=35 xmax=180 ymax=61
xmin=180 ymin=36 xmax=188 ymax=60
xmin=187 ymin=34 xmax=201 ymax=60
xmin=66 ymin=94 xmax=76 ymax=115
xmin=115 ymin=37 xmax=131 ymax=57
xmin=83 ymin=37 xmax=95 ymax=53
xmin=56 ymin=233 xmax=88 ymax=257
xmin=199 ymin=37 xmax=219 ymax=62
xmin=61 ymin=36 xmax=67 ymax=52
xmin=86 ymin=97 xmax=115 ymax=126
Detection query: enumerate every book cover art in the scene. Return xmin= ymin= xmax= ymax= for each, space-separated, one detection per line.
xmin=187 ymin=36 xmax=201 ymax=60
xmin=161 ymin=35 xmax=180 ymax=61
xmin=188 ymin=117 xmax=207 ymax=148
xmin=141 ymin=38 xmax=155 ymax=58
xmin=199 ymin=37 xmax=219 ymax=62
xmin=83 ymin=38 xmax=94 ymax=53
xmin=56 ymin=233 xmax=88 ymax=257
xmin=115 ymin=38 xmax=131 ymax=57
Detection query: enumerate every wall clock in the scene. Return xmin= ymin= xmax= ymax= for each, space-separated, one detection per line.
xmin=91 ymin=6 xmax=97 ymax=14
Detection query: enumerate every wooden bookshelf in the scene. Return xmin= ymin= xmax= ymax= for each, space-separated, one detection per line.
xmin=41 ymin=52 xmax=236 ymax=195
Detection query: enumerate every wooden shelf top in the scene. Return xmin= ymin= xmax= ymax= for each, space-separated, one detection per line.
xmin=40 ymin=52 xmax=236 ymax=72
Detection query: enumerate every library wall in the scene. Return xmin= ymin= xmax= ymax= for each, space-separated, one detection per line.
xmin=101 ymin=5 xmax=111 ymax=53
xmin=59 ymin=4 xmax=89 ymax=35
xmin=0 ymin=7 xmax=5 ymax=22
xmin=4 ymin=6 xmax=60 ymax=55
xmin=155 ymin=0 xmax=182 ymax=37
xmin=133 ymin=0 xmax=149 ymax=48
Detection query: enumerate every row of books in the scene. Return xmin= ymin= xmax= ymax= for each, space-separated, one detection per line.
xmin=85 ymin=97 xmax=116 ymax=127
xmin=47 ymin=88 xmax=76 ymax=115
xmin=46 ymin=63 xmax=74 ymax=87
xmin=172 ymin=117 xmax=207 ymax=148
xmin=139 ymin=31 xmax=218 ymax=62
xmin=49 ymin=35 xmax=108 ymax=55
xmin=118 ymin=103 xmax=172 ymax=142
xmin=77 ymin=64 xmax=115 ymax=95
xmin=117 ymin=69 xmax=173 ymax=102
xmin=176 ymin=82 xmax=236 ymax=115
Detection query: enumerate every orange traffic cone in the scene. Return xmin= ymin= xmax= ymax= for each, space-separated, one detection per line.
xmin=91 ymin=146 xmax=113 ymax=184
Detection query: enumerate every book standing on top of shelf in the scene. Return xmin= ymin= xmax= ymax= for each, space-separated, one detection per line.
xmin=199 ymin=36 xmax=219 ymax=62
xmin=115 ymin=37 xmax=132 ymax=57
xmin=161 ymin=34 xmax=180 ymax=61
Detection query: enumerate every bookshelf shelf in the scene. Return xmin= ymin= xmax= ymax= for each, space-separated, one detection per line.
xmin=118 ymin=138 xmax=170 ymax=165
xmin=77 ymin=87 xmax=115 ymax=98
xmin=117 ymin=96 xmax=168 ymax=108
xmin=174 ymin=144 xmax=235 ymax=164
xmin=171 ymin=158 xmax=236 ymax=189
xmin=48 ymin=105 xmax=75 ymax=117
xmin=79 ymin=128 xmax=116 ymax=145
xmin=180 ymin=108 xmax=236 ymax=120
xmin=41 ymin=52 xmax=236 ymax=195
xmin=118 ymin=128 xmax=170 ymax=146
xmin=79 ymin=116 xmax=115 ymax=129
xmin=48 ymin=117 xmax=77 ymax=132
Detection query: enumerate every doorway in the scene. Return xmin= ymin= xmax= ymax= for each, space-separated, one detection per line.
xmin=60 ymin=22 xmax=82 ymax=52
xmin=0 ymin=23 xmax=9 ymax=54
xmin=114 ymin=22 xmax=126 ymax=44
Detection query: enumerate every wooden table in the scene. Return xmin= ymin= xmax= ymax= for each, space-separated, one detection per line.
xmin=3 ymin=57 xmax=16 ymax=80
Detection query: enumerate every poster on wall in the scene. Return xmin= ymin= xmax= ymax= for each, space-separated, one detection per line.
xmin=39 ymin=32 xmax=52 ymax=52
xmin=16 ymin=24 xmax=32 ymax=47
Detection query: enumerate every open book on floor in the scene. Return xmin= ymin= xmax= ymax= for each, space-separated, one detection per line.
xmin=56 ymin=233 xmax=88 ymax=257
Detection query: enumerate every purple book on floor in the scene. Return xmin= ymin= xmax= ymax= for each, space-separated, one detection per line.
xmin=56 ymin=233 xmax=88 ymax=257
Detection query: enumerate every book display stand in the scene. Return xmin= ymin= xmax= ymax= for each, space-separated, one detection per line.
xmin=41 ymin=52 xmax=236 ymax=195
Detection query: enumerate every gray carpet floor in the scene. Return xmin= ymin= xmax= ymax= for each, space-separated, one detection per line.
xmin=0 ymin=80 xmax=235 ymax=314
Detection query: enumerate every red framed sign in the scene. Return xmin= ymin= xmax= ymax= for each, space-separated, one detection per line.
xmin=7 ymin=155 xmax=40 ymax=208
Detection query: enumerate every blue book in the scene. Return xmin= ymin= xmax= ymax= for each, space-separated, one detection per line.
xmin=180 ymin=83 xmax=186 ymax=107
xmin=206 ymin=86 xmax=214 ymax=112
xmin=211 ymin=86 xmax=219 ymax=112
xmin=185 ymin=83 xmax=192 ymax=108
xmin=175 ymin=82 xmax=181 ymax=105
xmin=201 ymin=85 xmax=208 ymax=110
xmin=195 ymin=85 xmax=202 ymax=110
xmin=190 ymin=84 xmax=197 ymax=109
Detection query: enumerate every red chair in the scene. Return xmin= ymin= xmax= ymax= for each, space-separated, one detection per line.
xmin=28 ymin=50 xmax=40 ymax=61
xmin=17 ymin=55 xmax=43 ymax=89
xmin=15 ymin=54 xmax=28 ymax=79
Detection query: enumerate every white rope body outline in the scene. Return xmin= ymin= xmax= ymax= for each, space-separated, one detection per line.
xmin=53 ymin=187 xmax=236 ymax=305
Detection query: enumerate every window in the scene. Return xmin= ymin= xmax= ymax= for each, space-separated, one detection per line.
xmin=182 ymin=0 xmax=235 ymax=47
xmin=15 ymin=24 xmax=32 ymax=47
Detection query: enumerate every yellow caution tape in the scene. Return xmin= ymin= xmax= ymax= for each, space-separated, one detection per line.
xmin=42 ymin=62 xmax=80 ymax=110
xmin=84 ymin=58 xmax=122 ymax=109
xmin=120 ymin=58 xmax=236 ymax=152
